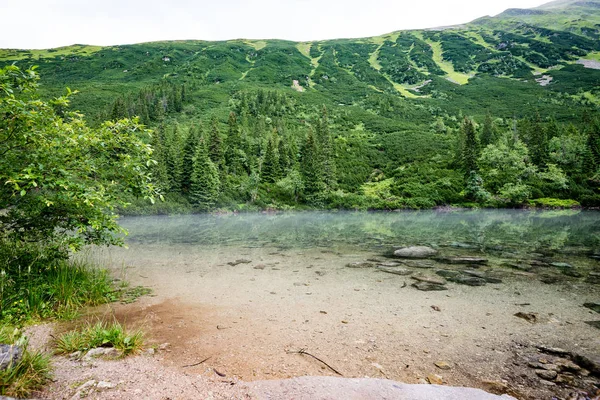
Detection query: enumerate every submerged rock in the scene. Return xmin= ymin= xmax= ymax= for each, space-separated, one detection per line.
xmin=585 ymin=321 xmax=600 ymax=329
xmin=514 ymin=312 xmax=538 ymax=323
xmin=585 ymin=271 xmax=600 ymax=284
xmin=346 ymin=262 xmax=374 ymax=269
xmin=436 ymin=256 xmax=488 ymax=265
xmin=450 ymin=276 xmax=487 ymax=286
xmin=412 ymin=275 xmax=446 ymax=285
xmin=400 ymin=260 xmax=434 ymax=269
xmin=436 ymin=270 xmax=461 ymax=279
xmin=539 ymin=274 xmax=560 ymax=284
xmin=228 ymin=259 xmax=252 ymax=266
xmin=412 ymin=282 xmax=448 ymax=291
xmin=550 ymin=262 xmax=573 ymax=269
xmin=378 ymin=261 xmax=401 ymax=267
xmin=583 ymin=302 xmax=600 ymax=313
xmin=394 ymin=246 xmax=438 ymax=259
xmin=463 ymin=270 xmax=503 ymax=284
xmin=376 ymin=266 xmax=413 ymax=276
xmin=0 ymin=344 xmax=22 ymax=371
xmin=504 ymin=262 xmax=533 ymax=272
xmin=449 ymin=242 xmax=479 ymax=249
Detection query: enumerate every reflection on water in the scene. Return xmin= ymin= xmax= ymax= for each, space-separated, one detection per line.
xmin=120 ymin=210 xmax=600 ymax=257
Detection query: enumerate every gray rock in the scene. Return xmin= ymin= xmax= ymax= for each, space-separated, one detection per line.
xmin=346 ymin=262 xmax=374 ymax=269
xmin=246 ymin=376 xmax=516 ymax=399
xmin=394 ymin=246 xmax=438 ymax=259
xmin=436 ymin=270 xmax=461 ymax=279
xmin=412 ymin=275 xmax=446 ymax=285
xmin=228 ymin=259 xmax=252 ymax=266
xmin=412 ymin=282 xmax=448 ymax=291
xmin=462 ymin=270 xmax=503 ymax=284
xmin=83 ymin=347 xmax=119 ymax=360
xmin=449 ymin=242 xmax=479 ymax=249
xmin=550 ymin=262 xmax=573 ymax=269
xmin=0 ymin=344 xmax=22 ymax=371
xmin=378 ymin=261 xmax=401 ymax=267
xmin=97 ymin=381 xmax=117 ymax=389
xmin=539 ymin=274 xmax=560 ymax=284
xmin=504 ymin=262 xmax=533 ymax=272
xmin=436 ymin=256 xmax=488 ymax=265
xmin=400 ymin=260 xmax=434 ymax=269
xmin=376 ymin=266 xmax=413 ymax=276
xmin=535 ymin=369 xmax=557 ymax=380
xmin=450 ymin=276 xmax=487 ymax=286
xmin=585 ymin=271 xmax=600 ymax=284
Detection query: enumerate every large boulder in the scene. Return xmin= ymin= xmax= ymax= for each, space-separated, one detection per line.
xmin=394 ymin=246 xmax=438 ymax=259
xmin=245 ymin=376 xmax=516 ymax=399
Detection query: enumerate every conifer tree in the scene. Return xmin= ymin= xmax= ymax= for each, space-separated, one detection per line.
xmin=181 ymin=124 xmax=202 ymax=194
xmin=225 ymin=112 xmax=245 ymax=175
xmin=461 ymin=117 xmax=479 ymax=178
xmin=480 ymin=113 xmax=496 ymax=147
xmin=316 ymin=106 xmax=336 ymax=189
xmin=110 ymin=97 xmax=128 ymax=121
xmin=150 ymin=124 xmax=170 ymax=191
xmin=300 ymin=129 xmax=323 ymax=194
xmin=278 ymin=138 xmax=290 ymax=174
xmin=525 ymin=113 xmax=549 ymax=168
xmin=261 ymin=133 xmax=280 ymax=183
xmin=189 ymin=138 xmax=220 ymax=209
xmin=208 ymin=117 xmax=225 ymax=171
xmin=164 ymin=124 xmax=184 ymax=192
xmin=585 ymin=118 xmax=600 ymax=173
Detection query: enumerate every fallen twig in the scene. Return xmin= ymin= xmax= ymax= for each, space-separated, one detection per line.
xmin=287 ymin=348 xmax=343 ymax=376
xmin=182 ymin=356 xmax=212 ymax=368
xmin=214 ymin=368 xmax=226 ymax=377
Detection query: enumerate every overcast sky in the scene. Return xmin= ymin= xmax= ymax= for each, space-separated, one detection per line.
xmin=1 ymin=0 xmax=550 ymax=49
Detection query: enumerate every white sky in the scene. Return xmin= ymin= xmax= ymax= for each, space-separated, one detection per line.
xmin=1 ymin=0 xmax=550 ymax=49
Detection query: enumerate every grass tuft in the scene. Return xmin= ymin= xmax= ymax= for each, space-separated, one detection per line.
xmin=0 ymin=326 xmax=51 ymax=398
xmin=55 ymin=321 xmax=144 ymax=356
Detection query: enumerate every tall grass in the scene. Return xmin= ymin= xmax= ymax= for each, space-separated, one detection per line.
xmin=0 ymin=241 xmax=116 ymax=322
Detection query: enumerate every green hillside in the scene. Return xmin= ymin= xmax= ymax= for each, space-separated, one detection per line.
xmin=2 ymin=0 xmax=600 ymax=211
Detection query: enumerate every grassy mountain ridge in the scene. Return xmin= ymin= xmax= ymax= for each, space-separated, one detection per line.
xmin=1 ymin=0 xmax=599 ymax=210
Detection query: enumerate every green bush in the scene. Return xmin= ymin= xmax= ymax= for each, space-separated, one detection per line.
xmin=528 ymin=198 xmax=581 ymax=208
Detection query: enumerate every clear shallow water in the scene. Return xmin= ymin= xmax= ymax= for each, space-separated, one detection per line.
xmin=120 ymin=209 xmax=600 ymax=257
xmin=108 ymin=209 xmax=600 ymax=398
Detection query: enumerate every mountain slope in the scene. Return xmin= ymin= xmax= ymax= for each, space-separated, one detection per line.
xmin=1 ymin=0 xmax=599 ymax=210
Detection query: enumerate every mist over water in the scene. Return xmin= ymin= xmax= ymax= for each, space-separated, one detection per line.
xmin=119 ymin=210 xmax=600 ymax=257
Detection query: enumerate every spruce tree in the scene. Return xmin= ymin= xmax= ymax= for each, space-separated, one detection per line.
xmin=480 ymin=113 xmax=496 ymax=147
xmin=164 ymin=124 xmax=183 ymax=192
xmin=150 ymin=124 xmax=170 ymax=191
xmin=461 ymin=117 xmax=479 ymax=178
xmin=208 ymin=117 xmax=225 ymax=171
xmin=181 ymin=124 xmax=202 ymax=194
xmin=300 ymin=129 xmax=323 ymax=194
xmin=225 ymin=112 xmax=245 ymax=175
xmin=110 ymin=97 xmax=128 ymax=121
xmin=585 ymin=118 xmax=600 ymax=173
xmin=278 ymin=138 xmax=290 ymax=174
xmin=316 ymin=106 xmax=337 ymax=190
xmin=525 ymin=113 xmax=549 ymax=168
xmin=189 ymin=138 xmax=221 ymax=210
xmin=261 ymin=134 xmax=280 ymax=183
